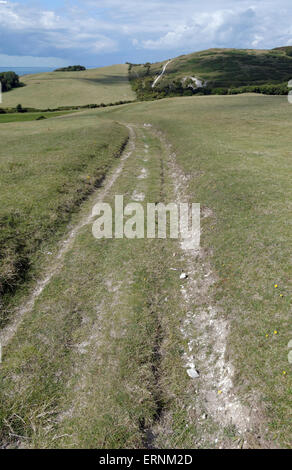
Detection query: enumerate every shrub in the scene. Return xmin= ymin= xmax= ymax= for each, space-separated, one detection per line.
xmin=0 ymin=71 xmax=22 ymax=92
xmin=16 ymin=104 xmax=27 ymax=113
xmin=54 ymin=65 xmax=86 ymax=72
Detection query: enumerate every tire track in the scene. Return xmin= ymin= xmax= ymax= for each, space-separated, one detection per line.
xmin=0 ymin=125 xmax=136 ymax=351
xmin=147 ymin=125 xmax=259 ymax=448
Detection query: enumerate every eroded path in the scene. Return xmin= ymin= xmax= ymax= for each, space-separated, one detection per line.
xmin=0 ymin=126 xmax=135 ymax=351
xmin=152 ymin=60 xmax=172 ymax=88
xmin=0 ymin=123 xmax=262 ymax=449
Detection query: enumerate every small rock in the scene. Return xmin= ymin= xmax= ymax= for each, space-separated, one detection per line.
xmin=180 ymin=273 xmax=188 ymax=280
xmin=187 ymin=368 xmax=200 ymax=379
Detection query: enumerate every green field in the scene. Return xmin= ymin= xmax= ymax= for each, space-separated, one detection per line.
xmin=1 ymin=64 xmax=135 ymax=109
xmin=0 ymin=115 xmax=128 ymax=323
xmin=98 ymin=94 xmax=292 ymax=446
xmin=0 ymin=93 xmax=291 ymax=449
xmin=0 ymin=111 xmax=73 ymax=124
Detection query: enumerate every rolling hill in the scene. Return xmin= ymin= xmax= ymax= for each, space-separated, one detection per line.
xmin=1 ymin=94 xmax=291 ymax=448
xmin=1 ymin=64 xmax=136 ymax=109
xmin=0 ymin=47 xmax=291 ymax=449
xmin=129 ymin=47 xmax=292 ymax=99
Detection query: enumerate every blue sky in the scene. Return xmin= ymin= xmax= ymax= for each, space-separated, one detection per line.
xmin=1 ymin=0 xmax=292 ymax=67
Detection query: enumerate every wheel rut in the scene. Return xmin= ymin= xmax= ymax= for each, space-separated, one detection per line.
xmin=0 ymin=126 xmax=136 ymax=351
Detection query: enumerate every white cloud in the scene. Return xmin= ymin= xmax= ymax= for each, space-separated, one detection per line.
xmin=0 ymin=53 xmax=68 ymax=67
xmin=0 ymin=0 xmax=118 ymax=62
xmin=82 ymin=0 xmax=292 ymax=53
xmin=140 ymin=8 xmax=260 ymax=50
xmin=251 ymin=34 xmax=264 ymax=48
xmin=1 ymin=1 xmax=292 ymax=64
xmin=40 ymin=11 xmax=61 ymax=29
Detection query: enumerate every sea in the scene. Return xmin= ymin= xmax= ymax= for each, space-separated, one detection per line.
xmin=0 ymin=66 xmax=96 ymax=76
xmin=0 ymin=67 xmax=56 ymax=76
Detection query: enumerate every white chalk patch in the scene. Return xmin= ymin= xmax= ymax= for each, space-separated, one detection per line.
xmin=132 ymin=190 xmax=145 ymax=202
xmin=152 ymin=60 xmax=172 ymax=88
xmin=137 ymin=168 xmax=148 ymax=179
xmin=187 ymin=368 xmax=200 ymax=379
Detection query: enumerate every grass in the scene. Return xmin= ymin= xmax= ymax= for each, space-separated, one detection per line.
xmin=1 ymin=65 xmax=135 ymax=109
xmin=0 ymin=126 xmax=199 ymax=449
xmin=129 ymin=48 xmax=292 ymax=98
xmin=87 ymin=94 xmax=292 ymax=446
xmin=0 ymin=94 xmax=291 ymax=448
xmin=0 ymin=114 xmax=129 ymax=324
xmin=0 ymin=111 xmax=73 ymax=124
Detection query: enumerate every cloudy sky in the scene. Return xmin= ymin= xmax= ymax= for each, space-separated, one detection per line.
xmin=0 ymin=0 xmax=292 ymax=67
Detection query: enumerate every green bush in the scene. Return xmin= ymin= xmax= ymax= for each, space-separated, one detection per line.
xmin=0 ymin=71 xmax=22 ymax=92
xmin=16 ymin=104 xmax=27 ymax=113
xmin=54 ymin=65 xmax=86 ymax=72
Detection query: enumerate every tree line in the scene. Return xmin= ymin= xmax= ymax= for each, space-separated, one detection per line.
xmin=54 ymin=65 xmax=86 ymax=72
xmin=0 ymin=71 xmax=23 ymax=92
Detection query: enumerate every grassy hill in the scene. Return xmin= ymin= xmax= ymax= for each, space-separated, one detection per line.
xmin=0 ymin=47 xmax=291 ymax=448
xmin=0 ymin=115 xmax=128 ymax=319
xmin=1 ymin=64 xmax=135 ymax=109
xmin=129 ymin=47 xmax=292 ymax=99
xmin=0 ymin=95 xmax=291 ymax=448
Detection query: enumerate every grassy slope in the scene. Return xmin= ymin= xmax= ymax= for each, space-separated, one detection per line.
xmin=0 ymin=114 xmax=128 ymax=324
xmin=0 ymin=95 xmax=291 ymax=448
xmin=130 ymin=48 xmax=292 ymax=96
xmin=2 ymin=65 xmax=135 ymax=109
xmin=0 ymin=129 xmax=196 ymax=449
xmin=89 ymin=94 xmax=292 ymax=446
xmin=0 ymin=111 xmax=73 ymax=124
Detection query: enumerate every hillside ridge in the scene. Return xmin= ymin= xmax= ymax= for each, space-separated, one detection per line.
xmin=129 ymin=46 xmax=292 ymax=99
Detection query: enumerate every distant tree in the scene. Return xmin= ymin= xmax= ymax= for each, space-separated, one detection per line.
xmin=0 ymin=71 xmax=22 ymax=92
xmin=54 ymin=65 xmax=86 ymax=72
xmin=16 ymin=104 xmax=27 ymax=113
